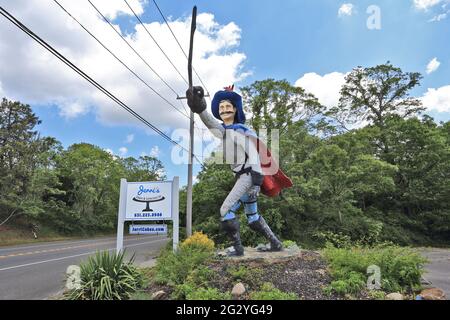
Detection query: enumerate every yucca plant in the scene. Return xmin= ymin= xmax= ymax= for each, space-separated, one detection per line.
xmin=65 ymin=250 xmax=144 ymax=300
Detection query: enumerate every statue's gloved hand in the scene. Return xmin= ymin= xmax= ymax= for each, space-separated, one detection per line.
xmin=186 ymin=86 xmax=207 ymax=114
xmin=247 ymin=185 xmax=260 ymax=199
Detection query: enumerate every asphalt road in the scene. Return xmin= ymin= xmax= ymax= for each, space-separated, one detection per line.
xmin=0 ymin=235 xmax=169 ymax=300
xmin=420 ymin=248 xmax=450 ymax=298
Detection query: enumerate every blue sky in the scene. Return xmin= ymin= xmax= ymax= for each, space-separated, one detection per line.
xmin=1 ymin=0 xmax=449 ymax=186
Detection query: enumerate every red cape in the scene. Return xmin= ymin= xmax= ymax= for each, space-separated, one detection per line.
xmin=250 ymin=137 xmax=293 ymax=197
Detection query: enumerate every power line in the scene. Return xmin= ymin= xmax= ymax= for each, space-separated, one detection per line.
xmin=123 ymin=0 xmax=188 ymax=86
xmin=0 ymin=6 xmax=204 ymax=166
xmin=52 ymin=0 xmax=190 ymax=120
xmin=56 ymin=0 xmax=208 ymax=136
xmin=122 ymin=0 xmax=195 ymax=123
xmin=152 ymin=0 xmax=211 ymax=98
xmin=87 ymin=0 xmax=206 ymax=131
xmin=87 ymin=0 xmax=183 ymax=100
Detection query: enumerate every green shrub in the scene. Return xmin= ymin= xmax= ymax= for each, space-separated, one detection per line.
xmin=154 ymin=245 xmax=214 ymax=287
xmin=282 ymin=240 xmax=298 ymax=249
xmin=227 ymin=265 xmax=250 ymax=281
xmin=153 ymin=233 xmax=217 ymax=300
xmin=324 ymin=272 xmax=366 ymax=295
xmin=65 ymin=250 xmax=144 ymax=300
xmin=368 ymin=290 xmax=386 ymax=300
xmin=181 ymin=231 xmax=215 ymax=252
xmin=358 ymin=218 xmax=384 ymax=246
xmin=188 ymin=265 xmax=215 ymax=285
xmin=250 ymin=283 xmax=298 ymax=300
xmin=322 ymin=244 xmax=427 ymax=296
xmin=186 ymin=287 xmax=231 ymax=300
xmin=173 ymin=281 xmax=197 ymax=300
xmin=227 ymin=265 xmax=264 ymax=289
xmin=314 ymin=231 xmax=353 ymax=248
xmin=172 ymin=266 xmax=222 ymax=300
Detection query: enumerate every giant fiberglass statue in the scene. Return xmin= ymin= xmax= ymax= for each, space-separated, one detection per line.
xmin=186 ymin=85 xmax=293 ymax=256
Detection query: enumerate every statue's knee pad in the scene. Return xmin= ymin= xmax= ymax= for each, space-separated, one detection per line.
xmin=244 ymin=202 xmax=258 ymax=215
xmin=246 ymin=213 xmax=260 ymax=224
xmin=221 ymin=200 xmax=241 ymax=218
xmin=220 ymin=204 xmax=229 ymax=218
xmin=222 ymin=212 xmax=236 ymax=221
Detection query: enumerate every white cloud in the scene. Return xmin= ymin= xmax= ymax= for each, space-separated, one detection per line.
xmin=422 ymin=85 xmax=450 ymax=113
xmin=414 ymin=0 xmax=442 ymax=10
xmin=0 ymin=0 xmax=248 ymax=133
xmin=416 ymin=0 xmax=450 ymax=21
xmin=295 ymin=71 xmax=377 ymax=130
xmin=429 ymin=11 xmax=449 ymax=21
xmin=426 ymin=57 xmax=441 ymax=74
xmin=58 ymin=100 xmax=90 ymax=118
xmin=119 ymin=147 xmax=128 ymax=156
xmin=149 ymin=145 xmax=160 ymax=157
xmin=105 ymin=148 xmax=114 ymax=155
xmin=90 ymin=0 xmax=145 ymax=20
xmin=295 ymin=72 xmax=347 ymax=108
xmin=338 ymin=3 xmax=355 ymax=17
xmin=125 ymin=133 xmax=134 ymax=143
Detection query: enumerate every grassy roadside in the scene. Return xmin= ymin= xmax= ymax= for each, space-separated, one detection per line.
xmin=57 ymin=232 xmax=430 ymax=300
xmin=131 ymin=235 xmax=428 ymax=300
xmin=0 ymin=225 xmax=115 ymax=247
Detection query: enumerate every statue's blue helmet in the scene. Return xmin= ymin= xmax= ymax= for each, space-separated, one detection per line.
xmin=211 ymin=85 xmax=245 ymax=124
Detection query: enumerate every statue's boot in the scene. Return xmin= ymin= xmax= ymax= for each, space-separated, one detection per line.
xmin=221 ymin=218 xmax=244 ymax=256
xmin=248 ymin=216 xmax=283 ymax=252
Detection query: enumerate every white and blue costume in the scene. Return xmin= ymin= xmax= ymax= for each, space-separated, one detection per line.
xmin=187 ymin=86 xmax=283 ymax=256
xmin=199 ymin=111 xmax=262 ymax=224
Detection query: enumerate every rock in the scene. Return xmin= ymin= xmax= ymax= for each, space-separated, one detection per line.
xmin=217 ymin=247 xmax=235 ymax=257
xmin=316 ymin=269 xmax=327 ymax=276
xmin=420 ymin=288 xmax=446 ymax=300
xmin=231 ymin=282 xmax=246 ymax=298
xmin=151 ymin=290 xmax=166 ymax=300
xmin=256 ymin=243 xmax=270 ymax=251
xmin=386 ymin=292 xmax=404 ymax=300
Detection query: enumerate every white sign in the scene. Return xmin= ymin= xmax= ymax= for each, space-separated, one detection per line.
xmin=125 ymin=181 xmax=172 ymax=221
xmin=129 ymin=224 xmax=167 ymax=235
xmin=116 ymin=177 xmax=179 ymax=253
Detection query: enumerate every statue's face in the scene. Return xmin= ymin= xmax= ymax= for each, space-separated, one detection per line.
xmin=219 ymin=100 xmax=236 ymax=123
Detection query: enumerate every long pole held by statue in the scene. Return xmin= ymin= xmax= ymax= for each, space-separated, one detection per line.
xmin=186 ymin=6 xmax=197 ymax=238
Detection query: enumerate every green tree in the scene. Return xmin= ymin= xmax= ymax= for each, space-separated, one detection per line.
xmin=241 ymin=79 xmax=323 ymax=135
xmin=121 ymin=155 xmax=166 ymax=182
xmin=328 ymin=62 xmax=424 ymax=131
xmin=0 ymin=98 xmax=64 ymax=227
xmin=56 ymin=143 xmax=126 ymax=233
xmin=382 ymin=116 xmax=450 ymax=242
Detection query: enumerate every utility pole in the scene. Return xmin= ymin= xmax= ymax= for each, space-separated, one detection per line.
xmin=185 ymin=6 xmax=197 ymax=238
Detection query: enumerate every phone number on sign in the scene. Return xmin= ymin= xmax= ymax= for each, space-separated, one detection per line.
xmin=133 ymin=212 xmax=163 ymax=218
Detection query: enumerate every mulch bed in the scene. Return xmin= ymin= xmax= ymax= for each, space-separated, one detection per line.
xmin=144 ymin=250 xmax=370 ymax=300
xmin=206 ymin=250 xmax=342 ymax=300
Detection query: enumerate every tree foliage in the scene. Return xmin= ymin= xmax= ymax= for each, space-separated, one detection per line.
xmin=1 ymin=62 xmax=449 ymax=246
xmin=0 ymin=98 xmax=166 ymax=234
xmin=188 ymin=64 xmax=450 ymax=247
xmin=327 ymin=62 xmax=424 ymax=129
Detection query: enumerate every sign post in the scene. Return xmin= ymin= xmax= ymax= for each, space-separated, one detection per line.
xmin=116 ymin=177 xmax=179 ymax=253
xmin=116 ymin=178 xmax=127 ymax=253
xmin=171 ymin=176 xmax=179 ymax=252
